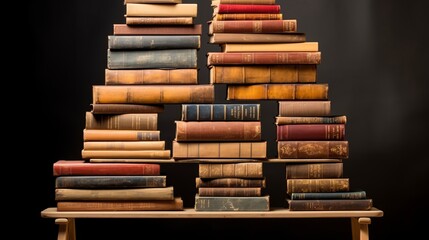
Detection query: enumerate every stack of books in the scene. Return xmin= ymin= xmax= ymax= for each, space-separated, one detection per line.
xmin=53 ymin=160 xmax=183 ymax=211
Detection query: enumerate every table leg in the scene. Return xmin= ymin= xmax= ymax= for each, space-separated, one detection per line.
xmin=358 ymin=217 xmax=371 ymax=240
xmin=55 ymin=218 xmax=76 ymax=240
xmin=351 ymin=217 xmax=360 ymax=240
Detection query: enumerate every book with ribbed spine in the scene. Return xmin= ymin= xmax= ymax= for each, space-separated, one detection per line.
xmin=286 ymin=163 xmax=344 ymax=179
xmin=287 ymin=198 xmax=373 ymax=211
xmin=55 ymin=187 xmax=174 ymax=201
xmin=108 ymin=35 xmax=200 ymax=50
xmin=81 ymin=150 xmax=171 ymax=159
xmin=172 ymin=141 xmax=266 ymax=159
xmin=198 ymin=187 xmax=262 ymax=197
xmin=214 ymin=13 xmax=282 ymax=20
xmin=113 ymin=24 xmax=202 ymax=35
xmin=286 ymin=178 xmax=350 ymax=194
xmin=85 ymin=112 xmax=158 ymax=130
xmin=207 ymin=52 xmax=321 ymax=65
xmin=209 ymin=33 xmax=306 ymax=44
xmin=55 ymin=176 xmax=167 ymax=189
xmin=277 ymin=124 xmax=346 ymax=141
xmin=290 ymin=190 xmax=367 ymax=200
xmin=214 ymin=4 xmax=281 ymax=14
xmin=278 ymin=101 xmax=331 ymax=117
xmin=195 ymin=194 xmax=269 ymax=211
xmin=125 ymin=0 xmax=182 ymax=3
xmin=105 ymin=69 xmax=198 ymax=85
xmin=126 ymin=17 xmax=193 ymax=25
xmin=276 ymin=116 xmax=347 ymax=124
xmin=208 ymin=20 xmax=297 ymax=34
xmin=278 ymin=141 xmax=348 ymax=159
xmin=83 ymin=129 xmax=160 ymax=141
xmin=126 ymin=3 xmax=198 ymax=17
xmin=196 ymin=177 xmax=266 ymax=188
xmin=90 ymin=104 xmax=164 ymax=114
xmin=199 ymin=162 xmax=263 ymax=178
xmin=83 ymin=141 xmax=165 ymax=150
xmin=221 ymin=42 xmax=318 ymax=52
xmin=181 ymin=103 xmax=260 ymax=121
xmin=57 ymin=198 xmax=184 ymax=211
xmin=227 ymin=84 xmax=329 ymax=100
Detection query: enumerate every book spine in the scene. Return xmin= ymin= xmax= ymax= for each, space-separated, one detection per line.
xmin=172 ymin=141 xmax=267 ymax=159
xmin=198 ymin=187 xmax=262 ymax=197
xmin=90 ymin=104 xmax=164 ymax=114
xmin=181 ymin=104 xmax=260 ymax=121
xmin=277 ymin=124 xmax=346 ymax=140
xmin=207 ymin=52 xmax=321 ymax=65
xmin=215 ymin=13 xmax=282 ymax=20
xmin=210 ymin=20 xmax=297 ymax=33
xmin=113 ymin=24 xmax=202 ymax=35
xmin=126 ymin=3 xmax=198 ymax=17
xmin=55 ymin=176 xmax=167 ymax=189
xmin=278 ymin=101 xmax=331 ymax=116
xmin=126 ymin=17 xmax=193 ymax=25
xmin=83 ymin=129 xmax=160 ymax=141
xmin=52 ymin=161 xmax=160 ymax=176
xmin=199 ymin=162 xmax=263 ymax=178
xmin=211 ymin=33 xmax=306 ymax=44
xmin=175 ymin=121 xmax=261 ymax=141
xmin=57 ymin=198 xmax=184 ymax=211
xmin=275 ymin=116 xmax=348 ymax=124
xmin=195 ymin=177 xmax=266 ymax=188
xmin=210 ymin=65 xmax=317 ymax=84
xmin=92 ymin=85 xmax=215 ymax=104
xmin=217 ymin=4 xmax=281 ymax=13
xmin=278 ymin=141 xmax=349 ymax=159
xmin=85 ymin=112 xmax=158 ymax=130
xmin=108 ymin=35 xmax=200 ymax=50
xmin=81 ymin=150 xmax=171 ymax=159
xmin=285 ymin=163 xmax=344 ymax=179
xmin=55 ymin=187 xmax=174 ymax=201
xmin=286 ymin=178 xmax=350 ymax=194
xmin=105 ymin=69 xmax=198 ymax=85
xmin=290 ymin=191 xmax=367 ymax=200
xmin=227 ymin=84 xmax=329 ymax=100
xmin=125 ymin=0 xmax=182 ymax=3
xmin=218 ymin=0 xmax=276 ymax=4
xmin=194 ymin=195 xmax=270 ymax=211
xmin=288 ymin=199 xmax=373 ymax=211
xmin=107 ymin=49 xmax=197 ymax=69
xmin=83 ymin=141 xmax=165 ymax=150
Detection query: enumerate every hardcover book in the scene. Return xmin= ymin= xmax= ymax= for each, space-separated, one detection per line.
xmin=90 ymin=104 xmax=164 ymax=114
xmin=126 ymin=3 xmax=198 ymax=17
xmin=275 ymin=116 xmax=347 ymax=124
xmin=286 ymin=178 xmax=350 ymax=194
xmin=83 ymin=129 xmax=160 ymax=141
xmin=278 ymin=101 xmax=331 ymax=117
xmin=227 ymin=84 xmax=329 ymax=100
xmin=214 ymin=13 xmax=283 ymax=20
xmin=208 ymin=20 xmax=297 ymax=34
xmin=278 ymin=141 xmax=349 ymax=159
xmin=195 ymin=194 xmax=270 ymax=211
xmin=287 ymin=198 xmax=373 ymax=211
xmin=221 ymin=42 xmax=319 ymax=52
xmin=126 ymin=17 xmax=193 ymax=25
xmin=181 ymin=103 xmax=260 ymax=121
xmin=85 ymin=112 xmax=158 ymax=130
xmin=83 ymin=141 xmax=165 ymax=150
xmin=199 ymin=162 xmax=263 ymax=178
xmin=196 ymin=177 xmax=266 ymax=188
xmin=81 ymin=150 xmax=171 ymax=159
xmin=105 ymin=69 xmax=198 ymax=85
xmin=113 ymin=24 xmax=202 ymax=35
xmin=207 ymin=52 xmax=321 ymax=65
xmin=55 ymin=176 xmax=167 ymax=189
xmin=198 ymin=187 xmax=262 ymax=197
xmin=285 ymin=162 xmax=344 ymax=179
xmin=209 ymin=33 xmax=306 ymax=44
xmin=108 ymin=35 xmax=200 ymax=50
xmin=290 ymin=190 xmax=367 ymax=200
xmin=57 ymin=198 xmax=184 ymax=211
xmin=277 ymin=124 xmax=346 ymax=141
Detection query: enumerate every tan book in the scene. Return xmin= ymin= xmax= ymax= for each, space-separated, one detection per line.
xmin=199 ymin=162 xmax=263 ymax=178
xmin=214 ymin=13 xmax=282 ymax=20
xmin=275 ymin=116 xmax=348 ymax=125
xmin=105 ymin=69 xmax=198 ymax=85
xmin=89 ymin=159 xmax=175 ymax=163
xmin=286 ymin=178 xmax=350 ymax=195
xmin=85 ymin=112 xmax=158 ymax=130
xmin=221 ymin=42 xmax=319 ymax=52
xmin=125 ymin=0 xmax=182 ymax=3
xmin=81 ymin=150 xmax=171 ymax=159
xmin=83 ymin=141 xmax=165 ymax=150
xmin=83 ymin=129 xmax=160 ymax=141
xmin=198 ymin=187 xmax=262 ymax=197
xmin=126 ymin=17 xmax=193 ymax=25
xmin=209 ymin=33 xmax=306 ymax=44
xmin=278 ymin=101 xmax=331 ymax=117
xmin=113 ymin=24 xmax=202 ymax=35
xmin=227 ymin=84 xmax=329 ymax=100
xmin=207 ymin=52 xmax=322 ymax=65
xmin=126 ymin=3 xmax=198 ymax=17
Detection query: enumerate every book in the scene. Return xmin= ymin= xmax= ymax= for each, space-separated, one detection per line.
xmin=81 ymin=150 xmax=171 ymax=159
xmin=57 ymin=198 xmax=184 ymax=211
xmin=214 ymin=4 xmax=281 ymax=14
xmin=108 ymin=35 xmax=200 ymax=50
xmin=55 ymin=186 xmax=174 ymax=201
xmin=290 ymin=190 xmax=367 ymax=200
xmin=286 ymin=178 xmax=350 ymax=194
xmin=227 ymin=84 xmax=329 ymax=100
xmin=107 ymin=49 xmax=197 ymax=69
xmin=181 ymin=103 xmax=260 ymax=121
xmin=125 ymin=0 xmax=182 ymax=3
xmin=209 ymin=33 xmax=306 ymax=44
xmin=113 ymin=24 xmax=202 ymax=35
xmin=85 ymin=112 xmax=158 ymax=130
xmin=278 ymin=101 xmax=331 ymax=117
xmin=214 ymin=13 xmax=283 ymax=20
xmin=126 ymin=3 xmax=198 ymax=17
xmin=198 ymin=187 xmax=262 ymax=197
xmin=276 ymin=116 xmax=347 ymax=124
xmin=214 ymin=0 xmax=276 ymax=4
xmin=278 ymin=141 xmax=349 ymax=159
xmin=105 ymin=69 xmax=198 ymax=85
xmin=199 ymin=162 xmax=263 ymax=178
xmin=207 ymin=52 xmax=322 ymax=65
xmin=208 ymin=20 xmax=297 ymax=34
xmin=175 ymin=121 xmax=261 ymax=141
xmin=90 ymin=104 xmax=164 ymax=114
xmin=55 ymin=176 xmax=167 ymax=189
xmin=92 ymin=85 xmax=215 ymax=104
xmin=172 ymin=141 xmax=267 ymax=159
xmin=196 ymin=177 xmax=266 ymax=188
xmin=53 ymin=160 xmax=160 ymax=176
xmin=221 ymin=42 xmax=318 ymax=52
xmin=126 ymin=17 xmax=193 ymax=25
xmin=285 ymin=163 xmax=344 ymax=179
xmin=83 ymin=129 xmax=160 ymax=141
xmin=210 ymin=65 xmax=317 ymax=84
xmin=83 ymin=141 xmax=165 ymax=150
xmin=194 ymin=194 xmax=270 ymax=211
xmin=277 ymin=124 xmax=346 ymax=141
xmin=287 ymin=198 xmax=373 ymax=211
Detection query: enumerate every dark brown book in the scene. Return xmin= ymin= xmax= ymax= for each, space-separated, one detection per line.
xmin=113 ymin=24 xmax=202 ymax=35
xmin=208 ymin=20 xmax=297 ymax=34
xmin=172 ymin=141 xmax=266 ymax=159
xmin=199 ymin=162 xmax=263 ymax=178
xmin=55 ymin=175 xmax=167 ymax=189
xmin=276 ymin=116 xmax=347 ymax=125
xmin=285 ymin=163 xmax=344 ymax=179
xmin=198 ymin=187 xmax=262 ymax=197
xmin=209 ymin=33 xmax=306 ymax=44
xmin=83 ymin=129 xmax=160 ymax=141
xmin=195 ymin=177 xmax=266 ymax=188
xmin=278 ymin=141 xmax=349 ymax=159
xmin=227 ymin=84 xmax=329 ymax=100
xmin=175 ymin=121 xmax=261 ymax=141
xmin=214 ymin=13 xmax=283 ymax=20
xmin=286 ymin=178 xmax=350 ymax=194
xmin=277 ymin=124 xmax=346 ymax=141
xmin=207 ymin=52 xmax=321 ymax=65
xmin=126 ymin=17 xmax=194 ymax=25
xmin=287 ymin=198 xmax=373 ymax=211
xmin=90 ymin=104 xmax=164 ymax=114
xmin=85 ymin=112 xmax=158 ymax=130
xmin=105 ymin=69 xmax=198 ymax=85
xmin=278 ymin=101 xmax=331 ymax=117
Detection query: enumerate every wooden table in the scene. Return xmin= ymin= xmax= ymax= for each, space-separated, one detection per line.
xmin=41 ymin=207 xmax=383 ymax=240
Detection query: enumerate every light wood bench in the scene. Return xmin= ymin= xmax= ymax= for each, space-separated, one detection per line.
xmin=41 ymin=207 xmax=383 ymax=240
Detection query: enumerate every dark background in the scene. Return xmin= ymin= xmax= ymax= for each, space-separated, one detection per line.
xmin=27 ymin=0 xmax=429 ymax=239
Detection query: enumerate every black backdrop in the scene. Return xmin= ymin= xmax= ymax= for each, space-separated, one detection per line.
xmin=28 ymin=0 xmax=429 ymax=239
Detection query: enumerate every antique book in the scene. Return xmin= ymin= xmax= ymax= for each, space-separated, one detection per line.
xmin=81 ymin=150 xmax=171 ymax=159
xmin=125 ymin=0 xmax=182 ymax=3
xmin=207 ymin=52 xmax=321 ymax=65
xmin=89 ymin=159 xmax=175 ymax=163
xmin=210 ymin=65 xmax=317 ymax=84
xmin=198 ymin=187 xmax=262 ymax=197
xmin=214 ymin=4 xmax=281 ymax=14
xmin=278 ymin=101 xmax=331 ymax=117
xmin=214 ymin=13 xmax=283 ymax=20
xmin=276 ymin=116 xmax=348 ymax=124
xmin=126 ymin=17 xmax=193 ymax=25
xmin=83 ymin=141 xmax=165 ymax=150
xmin=287 ymin=198 xmax=373 ymax=211
xmin=290 ymin=190 xmax=367 ymax=200
xmin=286 ymin=178 xmax=350 ymax=194
xmin=175 ymin=121 xmax=261 ymax=141
xmin=172 ymin=141 xmax=267 ymax=159
xmin=92 ymin=85 xmax=215 ymax=104
xmin=196 ymin=177 xmax=266 ymax=188
xmin=57 ymin=198 xmax=184 ymax=211
xmin=199 ymin=162 xmax=263 ymax=178
xmin=126 ymin=3 xmax=198 ymax=17
xmin=53 ymin=160 xmax=160 ymax=176
xmin=90 ymin=104 xmax=164 ymax=114
xmin=209 ymin=33 xmax=306 ymax=44
xmin=107 ymin=49 xmax=197 ymax=69
xmin=221 ymin=42 xmax=318 ymax=52
xmin=277 ymin=124 xmax=346 ymax=141
xmin=195 ymin=194 xmax=269 ymax=211
xmin=85 ymin=112 xmax=158 ymax=130
xmin=214 ymin=0 xmax=276 ymax=4
xmin=285 ymin=162 xmax=344 ymax=179
xmin=55 ymin=176 xmax=167 ymax=189
xmin=227 ymin=84 xmax=329 ymax=100
xmin=105 ymin=69 xmax=198 ymax=85
xmin=181 ymin=103 xmax=260 ymax=121
xmin=108 ymin=35 xmax=200 ymax=50
xmin=113 ymin=24 xmax=202 ymax=35
xmin=55 ymin=186 xmax=174 ymax=201
xmin=278 ymin=141 xmax=349 ymax=159
xmin=208 ymin=20 xmax=297 ymax=34
xmin=83 ymin=129 xmax=160 ymax=141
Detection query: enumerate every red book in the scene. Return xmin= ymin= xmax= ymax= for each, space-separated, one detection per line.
xmin=217 ymin=4 xmax=281 ymax=13
xmin=207 ymin=52 xmax=321 ymax=65
xmin=277 ymin=124 xmax=346 ymax=140
xmin=53 ymin=160 xmax=160 ymax=176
